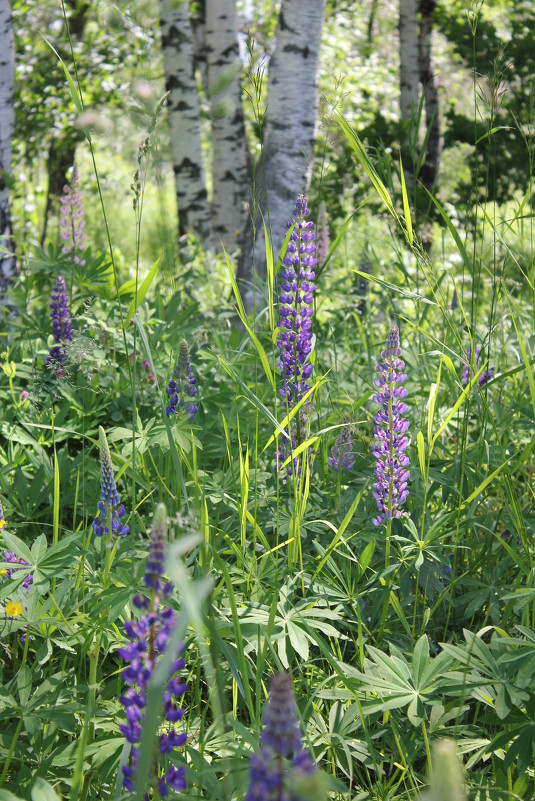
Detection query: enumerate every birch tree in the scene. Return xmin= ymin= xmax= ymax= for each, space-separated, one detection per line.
xmin=419 ymin=0 xmax=441 ymax=194
xmin=205 ymin=0 xmax=248 ymax=253
xmin=399 ymin=0 xmax=420 ymax=179
xmin=159 ymin=0 xmax=211 ymax=243
xmin=238 ymin=0 xmax=326 ymax=313
xmin=0 ymin=0 xmax=16 ymax=293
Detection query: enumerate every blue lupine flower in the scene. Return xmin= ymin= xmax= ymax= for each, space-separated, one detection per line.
xmin=2 ymin=552 xmax=33 ymax=591
xmin=119 ymin=504 xmax=187 ymax=797
xmin=275 ymin=195 xmax=317 ymax=479
xmin=371 ymin=328 xmax=410 ymax=526
xmin=328 ymin=426 xmax=354 ymax=472
xmin=166 ymin=339 xmax=198 ymax=420
xmin=246 ymin=673 xmax=317 ymax=801
xmin=45 ymin=275 xmax=73 ymax=376
xmin=462 ymin=345 xmax=494 ymax=387
xmin=92 ymin=427 xmax=129 ymax=538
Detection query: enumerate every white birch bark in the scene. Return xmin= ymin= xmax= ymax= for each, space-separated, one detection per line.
xmin=205 ymin=0 xmax=248 ymax=253
xmin=239 ymin=0 xmax=326 ymax=314
xmin=399 ymin=0 xmax=420 ymax=137
xmin=0 ymin=0 xmax=16 ymax=294
xmin=159 ymin=0 xmax=211 ymax=244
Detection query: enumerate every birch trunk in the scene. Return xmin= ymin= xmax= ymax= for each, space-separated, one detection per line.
xmin=160 ymin=0 xmax=211 ymax=244
xmin=0 ymin=0 xmax=16 ymax=294
xmin=419 ymin=0 xmax=441 ymax=193
xmin=238 ymin=0 xmax=326 ymax=314
xmin=399 ymin=0 xmax=420 ymax=178
xmin=205 ymin=0 xmax=248 ymax=253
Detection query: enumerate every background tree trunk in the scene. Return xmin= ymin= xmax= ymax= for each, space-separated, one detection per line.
xmin=40 ymin=0 xmax=90 ymax=247
xmin=399 ymin=0 xmax=420 ymax=182
xmin=238 ymin=0 xmax=326 ymax=314
xmin=205 ymin=0 xmax=248 ymax=253
xmin=419 ymin=0 xmax=441 ymax=194
xmin=160 ymin=0 xmax=211 ymax=244
xmin=0 ymin=0 xmax=16 ymax=293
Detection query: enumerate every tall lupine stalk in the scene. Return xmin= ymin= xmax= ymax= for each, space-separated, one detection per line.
xmin=462 ymin=345 xmax=494 ymax=387
xmin=92 ymin=426 xmax=128 ymax=579
xmin=328 ymin=426 xmax=354 ymax=473
xmin=246 ymin=673 xmax=318 ymax=801
xmin=45 ymin=275 xmax=73 ymax=377
xmin=275 ymin=195 xmax=317 ymax=479
xmin=165 ymin=339 xmax=198 ymax=420
xmin=119 ymin=504 xmax=187 ymax=797
xmin=59 ymin=166 xmax=86 ymax=266
xmin=371 ymin=328 xmax=410 ymax=566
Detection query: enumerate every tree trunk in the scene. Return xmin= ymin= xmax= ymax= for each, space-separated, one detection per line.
xmin=238 ymin=0 xmax=326 ymax=314
xmin=159 ymin=0 xmax=211 ymax=244
xmin=0 ymin=0 xmax=16 ymax=294
xmin=40 ymin=0 xmax=89 ymax=248
xmin=399 ymin=0 xmax=420 ymax=179
xmin=205 ymin=0 xmax=248 ymax=253
xmin=418 ymin=0 xmax=441 ymax=194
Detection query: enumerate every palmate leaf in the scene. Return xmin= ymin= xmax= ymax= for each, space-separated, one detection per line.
xmin=353 ymin=637 xmax=455 ymax=725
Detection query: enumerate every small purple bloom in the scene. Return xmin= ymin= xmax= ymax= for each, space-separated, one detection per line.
xmin=328 ymin=426 xmax=354 ymax=472
xmin=2 ymin=551 xmax=33 ymax=591
xmin=462 ymin=345 xmax=493 ymax=387
xmin=92 ymin=427 xmax=129 ymax=538
xmin=371 ymin=328 xmax=410 ymax=526
xmin=60 ymin=166 xmax=86 ymax=266
xmin=166 ymin=339 xmax=198 ymax=420
xmin=246 ymin=673 xmax=316 ymax=801
xmin=119 ymin=504 xmax=187 ymax=797
xmin=45 ymin=275 xmax=73 ymax=376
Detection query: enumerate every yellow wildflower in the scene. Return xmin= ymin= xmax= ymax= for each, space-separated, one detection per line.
xmin=5 ymin=601 xmax=22 ymax=617
xmin=0 ymin=569 xmax=6 ymax=576
xmin=0 ymin=519 xmax=5 ymax=529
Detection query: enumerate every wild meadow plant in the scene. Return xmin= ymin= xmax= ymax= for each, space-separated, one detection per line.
xmin=274 ymin=194 xmax=317 ymax=478
xmin=462 ymin=345 xmax=494 ymax=386
xmin=118 ymin=504 xmax=187 ymax=797
xmin=328 ymin=425 xmax=354 ymax=472
xmin=165 ymin=339 xmax=198 ymax=420
xmin=44 ymin=274 xmax=73 ymax=376
xmin=60 ymin=165 xmax=86 ymax=266
xmin=246 ymin=673 xmax=317 ymax=801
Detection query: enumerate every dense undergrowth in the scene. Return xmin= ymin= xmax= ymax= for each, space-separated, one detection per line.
xmin=2 ymin=16 xmax=535 ymax=801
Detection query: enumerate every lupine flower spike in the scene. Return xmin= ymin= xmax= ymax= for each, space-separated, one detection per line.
xmin=119 ymin=503 xmax=187 ymax=797
xmin=166 ymin=339 xmax=198 ymax=420
xmin=328 ymin=426 xmax=354 ymax=472
xmin=275 ymin=194 xmax=317 ymax=478
xmin=246 ymin=673 xmax=318 ymax=801
xmin=371 ymin=328 xmax=410 ymax=526
xmin=60 ymin=165 xmax=86 ymax=266
xmin=462 ymin=345 xmax=494 ymax=387
xmin=45 ymin=275 xmax=73 ymax=376
xmin=92 ymin=426 xmax=128 ymax=539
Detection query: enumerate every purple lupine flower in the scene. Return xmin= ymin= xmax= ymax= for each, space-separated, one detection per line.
xmin=371 ymin=328 xmax=410 ymax=527
xmin=462 ymin=346 xmax=494 ymax=387
xmin=275 ymin=195 xmax=317 ymax=478
xmin=277 ymin=194 xmax=317 ymax=409
xmin=166 ymin=340 xmax=198 ymax=420
xmin=328 ymin=426 xmax=354 ymax=472
xmin=2 ymin=552 xmax=33 ymax=591
xmin=45 ymin=275 xmax=73 ymax=376
xmin=119 ymin=504 xmax=187 ymax=797
xmin=316 ymin=202 xmax=329 ymax=266
xmin=60 ymin=166 xmax=86 ymax=266
xmin=246 ymin=673 xmax=316 ymax=801
xmin=92 ymin=427 xmax=129 ymax=538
